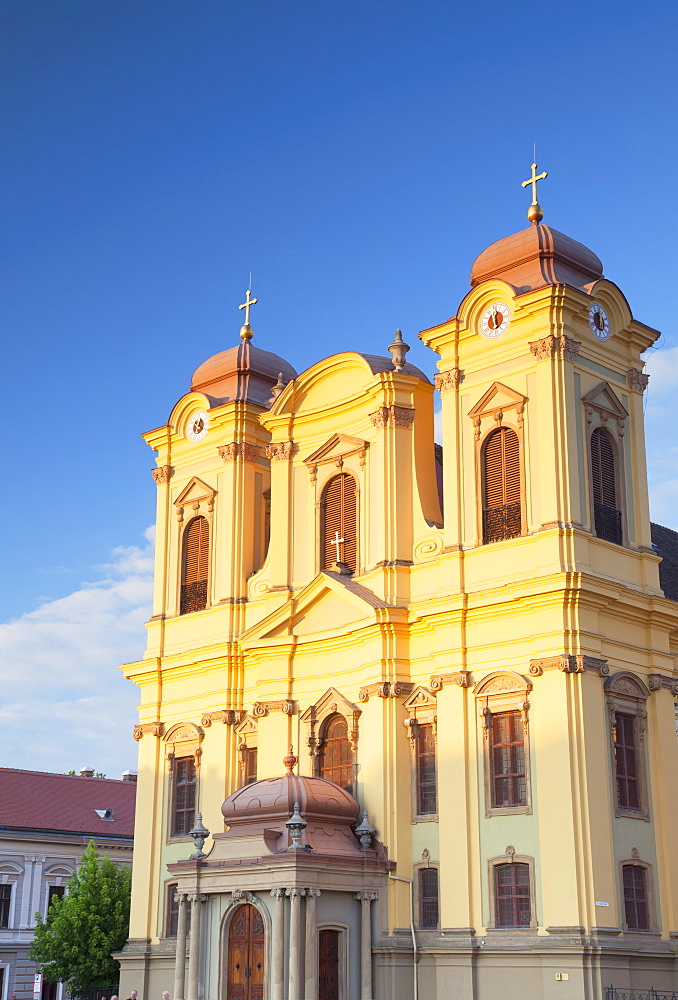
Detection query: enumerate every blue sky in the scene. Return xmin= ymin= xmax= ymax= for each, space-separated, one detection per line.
xmin=1 ymin=0 xmax=676 ymax=776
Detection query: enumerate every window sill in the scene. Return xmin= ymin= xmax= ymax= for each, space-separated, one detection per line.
xmin=486 ymin=805 xmax=532 ymax=818
xmin=413 ymin=814 xmax=439 ymax=824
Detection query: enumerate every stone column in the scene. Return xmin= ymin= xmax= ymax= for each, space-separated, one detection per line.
xmin=355 ymin=892 xmax=378 ymax=1000
xmin=270 ymin=889 xmax=286 ymax=1000
xmin=173 ymin=892 xmax=188 ymax=1000
xmin=186 ymin=893 xmax=206 ymax=1000
xmin=286 ymin=888 xmax=305 ymax=1000
xmin=304 ymin=889 xmax=321 ymax=1000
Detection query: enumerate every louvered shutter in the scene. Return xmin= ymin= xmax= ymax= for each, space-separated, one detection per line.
xmin=482 ymin=428 xmax=521 ymax=542
xmin=322 ymin=474 xmax=357 ymax=571
xmin=181 ymin=516 xmax=209 ymax=613
xmin=590 ymin=428 xmax=622 ymax=542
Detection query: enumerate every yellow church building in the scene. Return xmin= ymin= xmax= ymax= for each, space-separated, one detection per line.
xmin=118 ymin=175 xmax=678 ymax=1000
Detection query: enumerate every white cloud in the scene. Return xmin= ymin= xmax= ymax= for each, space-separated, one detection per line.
xmin=0 ymin=528 xmax=154 ymax=777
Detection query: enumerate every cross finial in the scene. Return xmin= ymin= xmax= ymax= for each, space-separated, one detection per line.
xmin=238 ymin=288 xmax=258 ymax=340
xmin=331 ymin=531 xmax=345 ymax=562
xmin=521 ymin=161 xmax=548 ymax=224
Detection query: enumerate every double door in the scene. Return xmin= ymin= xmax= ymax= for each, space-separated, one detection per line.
xmin=226 ymin=904 xmax=264 ymax=1000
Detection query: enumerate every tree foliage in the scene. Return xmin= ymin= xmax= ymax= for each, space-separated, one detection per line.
xmin=29 ymin=841 xmax=132 ymax=997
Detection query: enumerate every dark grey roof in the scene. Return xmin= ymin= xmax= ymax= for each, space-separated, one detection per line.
xmin=651 ymin=522 xmax=678 ymax=602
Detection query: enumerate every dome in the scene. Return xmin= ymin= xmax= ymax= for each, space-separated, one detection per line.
xmin=191 ymin=341 xmax=298 ymax=408
xmin=470 ymin=224 xmax=603 ymax=293
xmin=220 ymin=767 xmax=370 ymax=858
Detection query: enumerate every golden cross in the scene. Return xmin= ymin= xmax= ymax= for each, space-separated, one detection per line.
xmin=521 ymin=162 xmax=548 ymax=205
xmin=238 ymin=288 xmax=258 ymax=326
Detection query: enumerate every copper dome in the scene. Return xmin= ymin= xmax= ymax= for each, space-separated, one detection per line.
xmin=470 ymin=224 xmax=603 ymax=294
xmin=191 ymin=341 xmax=298 ymax=408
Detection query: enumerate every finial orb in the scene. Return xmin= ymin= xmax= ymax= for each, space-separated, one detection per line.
xmin=527 ymin=202 xmax=544 ymax=224
xmin=240 ymin=323 xmax=254 ymax=341
xmin=283 ymin=745 xmax=298 ymax=775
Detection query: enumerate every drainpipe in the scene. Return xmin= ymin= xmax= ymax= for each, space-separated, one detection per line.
xmin=389 ymin=875 xmax=417 ymax=1000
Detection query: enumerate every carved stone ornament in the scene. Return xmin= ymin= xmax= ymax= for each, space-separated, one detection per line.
xmin=218 ymin=442 xmax=262 ymax=464
xmin=631 ymin=847 xmax=640 ymax=861
xmin=505 ymin=845 xmax=516 ymax=859
xmin=358 ymin=681 xmax=414 ymax=702
xmin=133 ymin=722 xmax=164 ymax=741
xmin=266 ymin=441 xmax=294 ymax=461
xmin=201 ymin=710 xmax=245 ymax=727
xmin=434 ymin=368 xmax=465 ymax=392
xmin=252 ymin=700 xmax=294 ymax=718
xmin=529 ymin=335 xmax=581 ymax=362
xmin=355 ymin=891 xmax=379 ymax=902
xmin=648 ymin=673 xmax=678 ymax=695
xmin=627 ymin=369 xmax=650 ymax=393
xmin=369 ymin=405 xmax=415 ymax=429
xmin=429 ymin=670 xmax=472 ymax=691
xmin=230 ymin=889 xmax=256 ymax=905
xmin=152 ymin=465 xmax=173 ymax=485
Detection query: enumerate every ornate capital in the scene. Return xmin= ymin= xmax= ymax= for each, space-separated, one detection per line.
xmin=270 ymin=888 xmax=286 ymax=900
xmin=252 ymin=700 xmax=294 ymax=717
xmin=285 ymin=887 xmax=306 ymax=900
xmin=266 ymin=441 xmax=294 ymax=461
xmin=174 ymin=891 xmax=188 ymax=904
xmin=201 ymin=709 xmax=245 ymax=727
xmin=358 ymin=681 xmax=414 ymax=702
xmin=429 ymin=670 xmax=472 ymax=691
xmin=306 ymin=888 xmax=321 ymax=899
xmin=355 ymin=891 xmax=378 ymax=903
xmin=627 ymin=368 xmax=650 ymax=393
xmin=152 ymin=465 xmax=173 ymax=485
xmin=435 ymin=368 xmax=464 ymax=392
xmin=218 ymin=443 xmax=262 ymax=464
xmin=186 ymin=893 xmax=208 ymax=905
xmin=133 ymin=722 xmax=164 ymax=741
xmin=529 ymin=335 xmax=580 ymax=361
xmin=369 ymin=405 xmax=415 ymax=429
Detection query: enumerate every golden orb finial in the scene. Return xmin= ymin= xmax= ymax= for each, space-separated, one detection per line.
xmin=521 ymin=161 xmax=548 ymax=225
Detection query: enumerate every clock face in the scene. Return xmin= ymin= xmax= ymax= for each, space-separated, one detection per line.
xmin=589 ymin=303 xmax=610 ymax=340
xmin=480 ymin=302 xmax=511 ymax=340
xmin=186 ymin=410 xmax=209 ymax=443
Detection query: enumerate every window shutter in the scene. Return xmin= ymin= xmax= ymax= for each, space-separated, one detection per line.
xmin=622 ymin=864 xmax=649 ymax=930
xmin=482 ymin=428 xmax=521 ymax=543
xmin=322 ymin=474 xmax=357 ymax=571
xmin=590 ymin=428 xmax=622 ymax=543
xmin=319 ymin=713 xmax=354 ymax=793
xmin=181 ymin=516 xmax=209 ymax=614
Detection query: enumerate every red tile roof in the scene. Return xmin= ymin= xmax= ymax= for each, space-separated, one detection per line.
xmin=0 ymin=768 xmax=136 ymax=838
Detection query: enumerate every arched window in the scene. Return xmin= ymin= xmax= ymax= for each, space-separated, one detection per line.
xmin=318 ymin=713 xmax=354 ymax=793
xmin=321 ymin=473 xmax=357 ymax=572
xmin=590 ymin=427 xmax=622 ymax=543
xmin=180 ymin=515 xmax=209 ymax=614
xmin=482 ymin=427 xmax=521 ymax=544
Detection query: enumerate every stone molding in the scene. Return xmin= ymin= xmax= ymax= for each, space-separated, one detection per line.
xmin=252 ymin=699 xmax=295 ymax=717
xmin=369 ymin=405 xmax=415 ymax=429
xmin=358 ymin=681 xmax=414 ymax=702
xmin=355 ymin=891 xmax=378 ymax=902
xmin=429 ymin=670 xmax=472 ymax=691
xmin=152 ymin=465 xmax=173 ymax=484
xmin=648 ymin=673 xmax=678 ymax=695
xmin=230 ymin=889 xmax=257 ymax=905
xmin=218 ymin=442 xmax=262 ymax=464
xmin=266 ymin=441 xmax=294 ymax=461
xmin=133 ymin=722 xmax=164 ymax=741
xmin=529 ymin=335 xmax=581 ymax=361
xmin=200 ymin=709 xmax=245 ymax=727
xmin=528 ymin=655 xmax=609 ymax=676
xmin=627 ymin=368 xmax=650 ymax=393
xmin=434 ymin=369 xmax=464 ymax=392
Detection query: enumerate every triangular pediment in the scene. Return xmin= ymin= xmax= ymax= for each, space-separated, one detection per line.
xmin=300 ymin=687 xmax=360 ymax=724
xmin=240 ymin=571 xmax=397 ymax=644
xmin=403 ymin=685 xmax=437 ymax=712
xmin=582 ymin=382 xmax=628 ymax=419
xmin=174 ymin=476 xmax=216 ymax=507
xmin=234 ymin=715 xmax=258 ymax=737
xmin=304 ymin=434 xmax=368 ymax=466
xmin=468 ymin=381 xmax=527 ymax=418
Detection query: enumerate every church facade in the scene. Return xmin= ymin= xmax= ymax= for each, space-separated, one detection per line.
xmin=118 ymin=206 xmax=678 ymax=1000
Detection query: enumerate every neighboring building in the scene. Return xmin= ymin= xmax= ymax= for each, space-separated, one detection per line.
xmin=0 ymin=768 xmax=136 ymax=1000
xmin=119 ymin=196 xmax=678 ymax=1000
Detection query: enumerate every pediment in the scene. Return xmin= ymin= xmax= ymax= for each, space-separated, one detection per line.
xmin=582 ymin=382 xmax=628 ymax=419
xmin=474 ymin=671 xmax=531 ymax=696
xmin=174 ymin=476 xmax=216 ymax=507
xmin=240 ymin=571 xmax=396 ymax=644
xmin=468 ymin=381 xmax=527 ymax=418
xmin=304 ymin=434 xmax=368 ymax=466
xmin=403 ymin=685 xmax=437 ymax=712
xmin=300 ymin=687 xmax=360 ymax=724
xmin=163 ymin=722 xmax=204 ymax=744
xmin=605 ymin=671 xmax=649 ymax=701
xmin=234 ymin=715 xmax=258 ymax=737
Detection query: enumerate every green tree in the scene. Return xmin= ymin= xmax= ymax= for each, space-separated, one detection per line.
xmin=29 ymin=841 xmax=132 ymax=998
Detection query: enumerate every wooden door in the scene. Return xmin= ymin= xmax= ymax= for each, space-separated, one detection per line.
xmin=318 ymin=929 xmax=339 ymax=1000
xmin=227 ymin=904 xmax=265 ymax=1000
